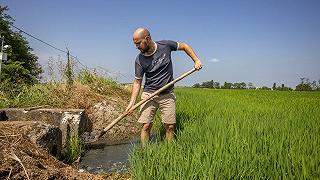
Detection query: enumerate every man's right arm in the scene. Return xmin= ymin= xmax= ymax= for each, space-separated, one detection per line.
xmin=125 ymin=78 xmax=142 ymax=113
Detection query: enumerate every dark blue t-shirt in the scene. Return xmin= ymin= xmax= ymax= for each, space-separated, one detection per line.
xmin=135 ymin=40 xmax=178 ymax=94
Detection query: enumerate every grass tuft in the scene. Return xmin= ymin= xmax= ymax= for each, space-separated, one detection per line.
xmin=64 ymin=132 xmax=82 ymax=164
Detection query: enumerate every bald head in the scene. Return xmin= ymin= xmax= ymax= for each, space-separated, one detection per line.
xmin=133 ymin=27 xmax=154 ymax=54
xmin=133 ymin=27 xmax=151 ymax=39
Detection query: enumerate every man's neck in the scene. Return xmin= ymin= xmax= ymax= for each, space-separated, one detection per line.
xmin=143 ymin=41 xmax=157 ymax=56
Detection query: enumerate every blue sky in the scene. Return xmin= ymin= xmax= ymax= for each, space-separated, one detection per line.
xmin=2 ymin=0 xmax=320 ymax=87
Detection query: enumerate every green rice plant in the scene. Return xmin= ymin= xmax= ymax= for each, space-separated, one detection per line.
xmin=130 ymin=88 xmax=320 ymax=179
xmin=64 ymin=132 xmax=82 ymax=164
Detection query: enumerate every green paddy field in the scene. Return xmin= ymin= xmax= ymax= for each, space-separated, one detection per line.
xmin=130 ymin=88 xmax=320 ymax=179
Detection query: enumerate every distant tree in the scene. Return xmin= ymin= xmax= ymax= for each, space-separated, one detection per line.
xmin=311 ymin=80 xmax=317 ymax=90
xmin=201 ymin=80 xmax=214 ymax=88
xmin=232 ymin=83 xmax=238 ymax=89
xmin=272 ymin=83 xmax=276 ymax=90
xmin=0 ymin=6 xmax=42 ymax=86
xmin=239 ymin=82 xmax=246 ymax=89
xmin=295 ymin=77 xmax=313 ymax=91
xmin=220 ymin=82 xmax=231 ymax=89
xmin=276 ymin=84 xmax=292 ymax=91
xmin=193 ymin=83 xmax=201 ymax=88
xmin=296 ymin=83 xmax=312 ymax=91
xmin=232 ymin=82 xmax=246 ymax=89
xmin=260 ymin=86 xmax=271 ymax=90
xmin=213 ymin=82 xmax=220 ymax=89
xmin=193 ymin=81 xmax=219 ymax=89
xmin=247 ymin=82 xmax=255 ymax=89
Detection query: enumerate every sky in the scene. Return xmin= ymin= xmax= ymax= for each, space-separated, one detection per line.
xmin=2 ymin=0 xmax=320 ymax=88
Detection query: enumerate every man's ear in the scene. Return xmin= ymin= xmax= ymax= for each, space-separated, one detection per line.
xmin=145 ymin=36 xmax=151 ymax=42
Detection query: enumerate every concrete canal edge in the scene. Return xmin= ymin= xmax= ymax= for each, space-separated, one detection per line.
xmin=0 ymin=108 xmax=92 ymax=158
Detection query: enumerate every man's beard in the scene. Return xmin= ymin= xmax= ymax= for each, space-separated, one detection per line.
xmin=140 ymin=44 xmax=149 ymax=53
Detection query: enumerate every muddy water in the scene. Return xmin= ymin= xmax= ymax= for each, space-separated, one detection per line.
xmin=79 ymin=135 xmax=158 ymax=173
xmin=79 ymin=134 xmax=158 ymax=173
xmin=79 ymin=141 xmax=137 ymax=173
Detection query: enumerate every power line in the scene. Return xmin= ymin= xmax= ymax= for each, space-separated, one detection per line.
xmin=9 ymin=23 xmax=88 ymax=69
xmin=10 ymin=24 xmax=68 ymax=54
xmin=70 ymin=56 xmax=88 ymax=69
xmin=9 ymin=23 xmax=126 ymax=78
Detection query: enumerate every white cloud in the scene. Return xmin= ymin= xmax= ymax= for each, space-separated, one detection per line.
xmin=208 ymin=58 xmax=220 ymax=63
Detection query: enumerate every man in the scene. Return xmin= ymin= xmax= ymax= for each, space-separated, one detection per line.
xmin=126 ymin=27 xmax=202 ymax=146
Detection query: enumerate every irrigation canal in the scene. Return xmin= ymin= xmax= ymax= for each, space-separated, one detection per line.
xmin=79 ymin=141 xmax=136 ymax=173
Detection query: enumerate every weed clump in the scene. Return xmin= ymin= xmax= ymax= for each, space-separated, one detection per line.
xmin=64 ymin=132 xmax=82 ymax=164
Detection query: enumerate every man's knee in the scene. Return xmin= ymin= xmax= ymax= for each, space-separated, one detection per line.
xmin=164 ymin=123 xmax=174 ymax=132
xmin=142 ymin=123 xmax=153 ymax=132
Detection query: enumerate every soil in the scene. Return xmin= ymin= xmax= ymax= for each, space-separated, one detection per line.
xmin=0 ymin=122 xmax=104 ymax=180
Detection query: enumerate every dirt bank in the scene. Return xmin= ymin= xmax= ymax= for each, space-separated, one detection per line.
xmin=86 ymin=100 xmax=140 ymax=145
xmin=50 ymin=82 xmax=141 ymax=144
xmin=0 ymin=122 xmax=104 ymax=180
xmin=0 ymin=82 xmax=139 ymax=179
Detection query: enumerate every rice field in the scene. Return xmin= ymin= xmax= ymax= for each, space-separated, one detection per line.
xmin=129 ymin=88 xmax=320 ymax=179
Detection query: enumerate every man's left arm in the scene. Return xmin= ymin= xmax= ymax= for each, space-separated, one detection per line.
xmin=177 ymin=42 xmax=203 ymax=70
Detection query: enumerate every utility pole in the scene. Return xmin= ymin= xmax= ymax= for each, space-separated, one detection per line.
xmin=0 ymin=35 xmax=8 ymax=81
xmin=0 ymin=35 xmax=4 ymax=79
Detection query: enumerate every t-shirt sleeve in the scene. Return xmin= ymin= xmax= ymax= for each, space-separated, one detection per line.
xmin=134 ymin=58 xmax=144 ymax=79
xmin=164 ymin=40 xmax=179 ymax=51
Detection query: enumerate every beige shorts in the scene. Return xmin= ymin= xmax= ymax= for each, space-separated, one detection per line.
xmin=138 ymin=92 xmax=176 ymax=124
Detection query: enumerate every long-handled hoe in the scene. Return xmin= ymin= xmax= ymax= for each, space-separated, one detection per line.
xmin=86 ymin=68 xmax=197 ymax=144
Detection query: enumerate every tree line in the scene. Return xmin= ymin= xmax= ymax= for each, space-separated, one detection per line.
xmin=193 ymin=79 xmax=320 ymax=91
xmin=0 ymin=6 xmax=42 ymax=93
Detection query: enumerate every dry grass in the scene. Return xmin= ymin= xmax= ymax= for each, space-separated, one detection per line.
xmin=0 ymin=123 xmax=104 ymax=180
xmin=0 ymin=80 xmax=131 ymax=110
xmin=51 ymin=82 xmax=107 ymax=109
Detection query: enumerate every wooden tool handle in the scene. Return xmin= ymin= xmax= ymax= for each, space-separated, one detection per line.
xmin=98 ymin=68 xmax=197 ymax=138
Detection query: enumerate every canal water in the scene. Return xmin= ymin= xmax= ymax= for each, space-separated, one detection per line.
xmin=79 ymin=135 xmax=157 ymax=173
xmin=79 ymin=142 xmax=135 ymax=173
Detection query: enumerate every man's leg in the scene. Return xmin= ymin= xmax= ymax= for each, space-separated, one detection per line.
xmin=164 ymin=123 xmax=175 ymax=143
xmin=141 ymin=123 xmax=153 ymax=147
xmin=138 ymin=92 xmax=158 ymax=147
xmin=158 ymin=93 xmax=176 ymax=143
